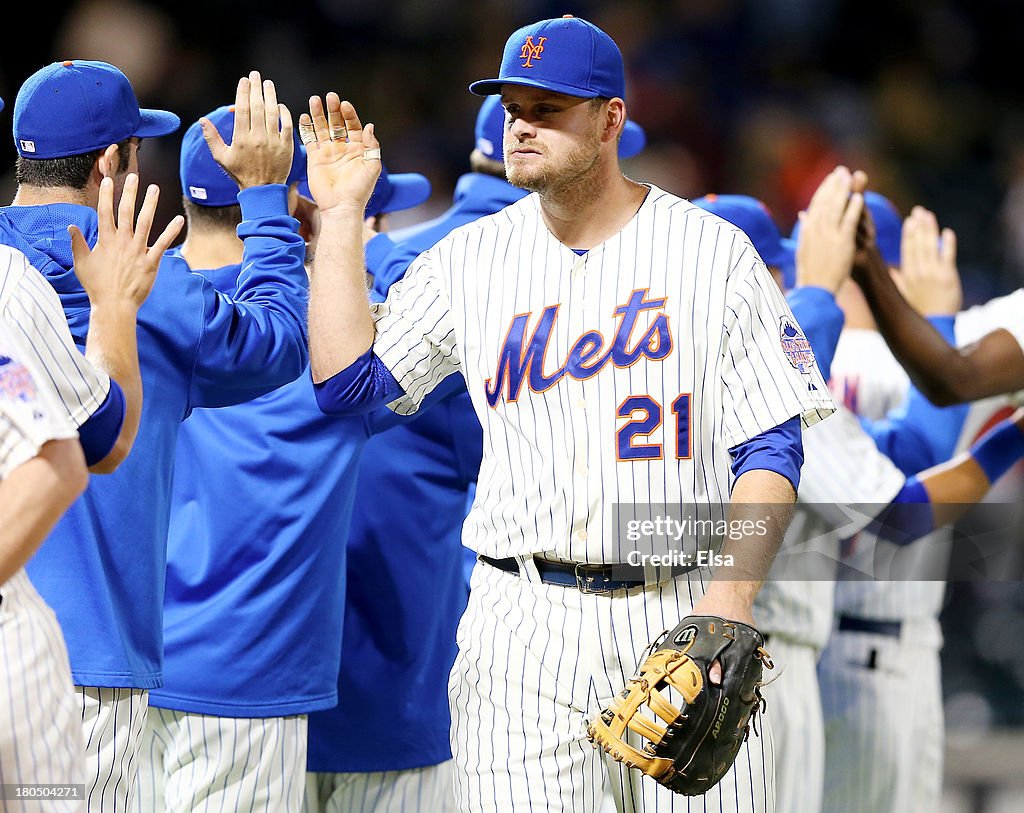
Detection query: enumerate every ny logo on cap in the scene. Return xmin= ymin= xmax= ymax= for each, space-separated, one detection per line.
xmin=520 ymin=36 xmax=547 ymax=68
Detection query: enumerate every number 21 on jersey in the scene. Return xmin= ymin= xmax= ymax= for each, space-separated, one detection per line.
xmin=616 ymin=393 xmax=691 ymax=461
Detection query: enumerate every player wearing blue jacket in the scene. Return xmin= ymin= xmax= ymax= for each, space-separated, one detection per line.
xmin=303 ymin=95 xmax=647 ymax=813
xmin=0 ymin=67 xmax=308 ymax=812
xmin=138 ymin=105 xmax=436 ymax=813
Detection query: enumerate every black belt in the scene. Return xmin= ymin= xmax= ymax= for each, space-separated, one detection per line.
xmin=479 ymin=555 xmax=694 ymax=594
xmin=838 ymin=615 xmax=902 ymax=638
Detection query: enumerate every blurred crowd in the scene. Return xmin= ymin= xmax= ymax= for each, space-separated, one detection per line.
xmin=3 ymin=0 xmax=1024 ymax=300
xmin=3 ymin=0 xmax=1024 ymax=735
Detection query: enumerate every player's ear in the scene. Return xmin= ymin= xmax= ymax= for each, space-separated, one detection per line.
xmin=96 ymin=143 xmax=120 ymax=181
xmin=605 ymin=98 xmax=626 ymax=146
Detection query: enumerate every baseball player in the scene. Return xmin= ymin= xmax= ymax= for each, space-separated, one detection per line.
xmin=1 ymin=66 xmax=309 ymax=811
xmin=690 ymin=181 xmax=968 ymax=813
xmin=1 ymin=152 xmax=180 ymax=810
xmin=136 ymin=104 xmax=435 ymax=813
xmin=1 ymin=320 xmax=88 ymax=813
xmin=304 ymin=96 xmax=646 ymax=813
xmin=820 ymin=196 xmax=1018 ymax=813
xmin=301 ymin=15 xmax=839 ymax=812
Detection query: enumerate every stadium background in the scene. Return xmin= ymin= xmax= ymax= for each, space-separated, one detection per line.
xmin=3 ymin=1 xmax=1024 ymax=809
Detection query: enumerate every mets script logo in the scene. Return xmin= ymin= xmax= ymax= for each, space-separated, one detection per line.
xmin=485 ymin=289 xmax=673 ymax=407
xmin=520 ymin=36 xmax=547 ymax=68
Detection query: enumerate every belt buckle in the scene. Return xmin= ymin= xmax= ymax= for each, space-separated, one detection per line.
xmin=575 ymin=563 xmax=611 ymax=594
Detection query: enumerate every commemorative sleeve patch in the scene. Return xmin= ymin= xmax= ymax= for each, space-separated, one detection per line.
xmin=0 ymin=354 xmax=37 ymax=403
xmin=779 ymin=317 xmax=816 ymax=375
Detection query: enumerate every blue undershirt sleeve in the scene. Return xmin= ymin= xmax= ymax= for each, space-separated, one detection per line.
xmin=859 ymin=316 xmax=967 ymax=476
xmin=76 ymin=379 xmax=126 ymax=466
xmin=313 ymin=347 xmax=405 ymax=416
xmin=728 ymin=415 xmax=804 ymax=493
xmin=862 ymin=476 xmax=934 ymax=545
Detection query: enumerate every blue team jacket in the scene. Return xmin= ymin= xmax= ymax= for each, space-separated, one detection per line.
xmin=0 ymin=185 xmax=308 ymax=688
xmin=305 ymin=172 xmax=523 ymax=772
xmin=151 ymin=255 xmax=418 ymax=717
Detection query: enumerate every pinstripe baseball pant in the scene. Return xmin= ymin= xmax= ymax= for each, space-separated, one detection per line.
xmin=818 ymin=628 xmax=943 ymax=813
xmin=78 ymin=686 xmax=148 ymax=813
xmin=448 ymin=562 xmax=775 ymax=813
xmin=303 ymin=763 xmax=456 ymax=813
xmin=0 ymin=571 xmax=85 ymax=812
xmin=759 ymin=637 xmax=824 ymax=813
xmin=135 ymin=707 xmax=306 ymax=813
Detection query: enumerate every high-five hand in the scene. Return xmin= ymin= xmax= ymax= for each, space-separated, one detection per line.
xmin=69 ymin=174 xmax=183 ymax=311
xmin=300 ymin=94 xmax=381 ymax=216
xmin=200 ymin=71 xmax=295 ymax=190
xmin=893 ymin=206 xmax=961 ymax=316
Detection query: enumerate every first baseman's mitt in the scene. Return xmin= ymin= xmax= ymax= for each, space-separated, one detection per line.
xmin=587 ymin=615 xmax=772 ymax=796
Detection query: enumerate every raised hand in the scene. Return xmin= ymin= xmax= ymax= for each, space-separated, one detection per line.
xmin=69 ymin=174 xmax=184 ymax=311
xmin=200 ymin=71 xmax=295 ymax=190
xmin=893 ymin=206 xmax=961 ymax=316
xmin=300 ymin=93 xmax=381 ymax=215
xmin=794 ymin=166 xmax=866 ymax=294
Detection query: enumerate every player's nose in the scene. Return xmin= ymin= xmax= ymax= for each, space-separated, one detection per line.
xmin=508 ymin=115 xmax=536 ymax=140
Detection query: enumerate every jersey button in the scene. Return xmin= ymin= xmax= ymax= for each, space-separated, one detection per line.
xmin=577 ymin=398 xmax=587 ymax=409
xmin=576 ymin=464 xmax=589 ymax=477
xmin=577 ymin=530 xmax=588 ymax=541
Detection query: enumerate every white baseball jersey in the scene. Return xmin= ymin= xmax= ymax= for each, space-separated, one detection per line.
xmin=0 ymin=318 xmax=86 ymax=812
xmin=0 ymin=245 xmax=110 ymax=429
xmin=830 ymin=328 xmax=910 ymax=419
xmin=829 ymin=297 xmax=1024 ymax=634
xmin=755 ymin=406 xmax=906 ymax=650
xmin=372 ymin=187 xmax=834 ymax=562
xmin=370 ymin=185 xmax=833 ymax=813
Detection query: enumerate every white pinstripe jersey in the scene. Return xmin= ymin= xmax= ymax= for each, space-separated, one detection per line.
xmin=0 ymin=245 xmax=110 ymax=429
xmin=371 ymin=186 xmax=835 ymax=561
xmin=829 ymin=295 xmax=1024 ymax=636
xmin=754 ymin=406 xmax=905 ymax=649
xmin=0 ymin=317 xmax=78 ymax=481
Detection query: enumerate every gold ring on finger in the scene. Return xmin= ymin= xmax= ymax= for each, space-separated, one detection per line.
xmin=298 ymin=121 xmax=317 ymax=146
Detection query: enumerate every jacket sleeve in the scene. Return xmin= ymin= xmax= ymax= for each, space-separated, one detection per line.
xmin=188 ymin=184 xmax=310 ymax=409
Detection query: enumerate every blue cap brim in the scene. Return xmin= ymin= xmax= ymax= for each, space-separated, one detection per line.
xmin=469 ymin=77 xmax=601 ymax=98
xmin=0 ymin=97 xmax=5 ymax=113
xmin=619 ymin=121 xmax=646 ymax=159
xmin=376 ymin=174 xmax=432 ymax=215
xmin=134 ymin=108 xmax=181 ymax=138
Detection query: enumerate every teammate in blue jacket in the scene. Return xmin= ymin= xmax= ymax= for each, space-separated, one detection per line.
xmin=303 ymin=94 xmax=647 ymax=813
xmin=0 ymin=66 xmax=308 ymax=812
xmin=138 ymin=105 xmax=436 ymax=813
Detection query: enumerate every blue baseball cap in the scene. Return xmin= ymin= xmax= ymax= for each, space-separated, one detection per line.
xmin=474 ymin=94 xmax=646 ymax=161
xmin=864 ymin=191 xmax=902 ymax=267
xmin=13 ymin=60 xmax=179 ymax=159
xmin=298 ymin=164 xmax=431 ymax=218
xmin=470 ymin=16 xmax=625 ymax=100
xmin=692 ymin=195 xmax=796 ymax=281
xmin=181 ymin=106 xmax=305 ymax=207
xmin=0 ymin=97 xmax=5 ymax=113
